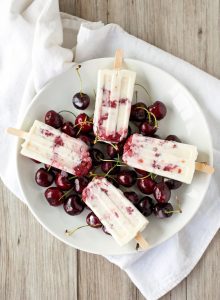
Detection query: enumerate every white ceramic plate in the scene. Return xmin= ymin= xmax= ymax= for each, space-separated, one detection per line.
xmin=16 ymin=58 xmax=213 ymax=255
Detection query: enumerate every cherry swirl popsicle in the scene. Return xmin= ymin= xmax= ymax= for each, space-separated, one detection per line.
xmin=93 ymin=50 xmax=136 ymax=143
xmin=8 ymin=120 xmax=92 ymax=176
xmin=123 ymin=134 xmax=198 ymax=184
xmin=82 ymin=177 xmax=149 ymax=248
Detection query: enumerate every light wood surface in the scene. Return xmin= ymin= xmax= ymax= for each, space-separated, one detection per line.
xmin=1 ymin=1 xmax=220 ymax=299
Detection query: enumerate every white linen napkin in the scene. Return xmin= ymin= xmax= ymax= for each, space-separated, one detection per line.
xmin=0 ymin=1 xmax=219 ymax=300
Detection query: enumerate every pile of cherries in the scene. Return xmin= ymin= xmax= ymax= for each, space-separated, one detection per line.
xmin=32 ymin=85 xmax=183 ymax=235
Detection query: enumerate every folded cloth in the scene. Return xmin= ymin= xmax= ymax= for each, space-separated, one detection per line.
xmin=0 ymin=2 xmax=219 ymax=300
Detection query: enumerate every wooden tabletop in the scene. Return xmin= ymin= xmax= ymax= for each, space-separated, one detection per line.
xmin=1 ymin=1 xmax=220 ymax=299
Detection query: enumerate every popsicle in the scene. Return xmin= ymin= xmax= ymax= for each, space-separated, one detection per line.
xmin=93 ymin=49 xmax=136 ymax=143
xmin=82 ymin=177 xmax=149 ymax=248
xmin=7 ymin=120 xmax=92 ymax=176
xmin=122 ymin=133 xmax=214 ymax=184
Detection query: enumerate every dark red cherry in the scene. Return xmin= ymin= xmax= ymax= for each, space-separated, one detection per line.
xmin=45 ymin=110 xmax=63 ymax=128
xmin=89 ymin=148 xmax=104 ymax=166
xmin=72 ymin=92 xmax=90 ymax=110
xmin=55 ymin=171 xmax=73 ymax=190
xmin=135 ymin=168 xmax=149 ymax=176
xmin=78 ymin=134 xmax=93 ymax=147
xmin=107 ymin=142 xmax=124 ymax=158
xmin=165 ymin=135 xmax=182 ymax=143
xmin=45 ymin=187 xmax=64 ymax=206
xmin=75 ymin=113 xmax=93 ymax=133
xmin=35 ymin=168 xmax=54 ymax=187
xmin=137 ymin=196 xmax=154 ymax=216
xmin=101 ymin=161 xmax=120 ymax=175
xmin=153 ymin=203 xmax=173 ymax=218
xmin=153 ymin=182 xmax=171 ymax=203
xmin=148 ymin=101 xmax=167 ymax=120
xmin=137 ymin=177 xmax=156 ymax=194
xmin=117 ymin=170 xmax=137 ymax=187
xmin=124 ymin=191 xmax=139 ymax=206
xmin=165 ymin=179 xmax=182 ymax=190
xmin=63 ymin=195 xmax=84 ymax=215
xmin=61 ymin=121 xmax=77 ymax=137
xmin=86 ymin=212 xmax=102 ymax=228
xmin=130 ymin=102 xmax=147 ymax=121
xmin=139 ymin=120 xmax=157 ymax=136
xmin=73 ymin=177 xmax=89 ymax=194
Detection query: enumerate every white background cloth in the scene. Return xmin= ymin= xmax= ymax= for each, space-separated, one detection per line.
xmin=0 ymin=1 xmax=220 ymax=300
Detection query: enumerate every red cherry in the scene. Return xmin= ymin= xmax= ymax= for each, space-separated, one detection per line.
xmin=137 ymin=196 xmax=153 ymax=216
xmin=73 ymin=177 xmax=90 ymax=194
xmin=130 ymin=102 xmax=147 ymax=121
xmin=86 ymin=212 xmax=102 ymax=228
xmin=135 ymin=168 xmax=149 ymax=176
xmin=139 ymin=120 xmax=157 ymax=136
xmin=137 ymin=177 xmax=156 ymax=194
xmin=35 ymin=168 xmax=54 ymax=187
xmin=124 ymin=191 xmax=139 ymax=206
xmin=55 ymin=171 xmax=73 ymax=190
xmin=101 ymin=161 xmax=120 ymax=175
xmin=153 ymin=203 xmax=173 ymax=218
xmin=148 ymin=101 xmax=167 ymax=120
xmin=45 ymin=110 xmax=63 ymax=128
xmin=61 ymin=121 xmax=77 ymax=137
xmin=75 ymin=113 xmax=93 ymax=133
xmin=153 ymin=182 xmax=171 ymax=203
xmin=107 ymin=143 xmax=124 ymax=158
xmin=63 ymin=195 xmax=84 ymax=215
xmin=72 ymin=92 xmax=90 ymax=110
xmin=117 ymin=170 xmax=137 ymax=187
xmin=165 ymin=179 xmax=182 ymax=190
xmin=44 ymin=187 xmax=64 ymax=206
xmin=78 ymin=134 xmax=93 ymax=147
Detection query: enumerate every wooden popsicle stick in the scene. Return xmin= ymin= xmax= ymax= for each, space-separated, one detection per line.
xmin=114 ymin=49 xmax=123 ymax=70
xmin=7 ymin=127 xmax=28 ymax=139
xmin=135 ymin=232 xmax=149 ymax=250
xmin=195 ymin=162 xmax=214 ymax=174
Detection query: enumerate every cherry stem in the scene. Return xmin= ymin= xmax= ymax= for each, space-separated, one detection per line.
xmin=89 ymin=172 xmax=115 ymax=180
xmin=136 ymin=106 xmax=158 ymax=128
xmin=58 ymin=110 xmax=77 ymax=118
xmin=135 ymin=90 xmax=138 ymax=103
xmin=47 ymin=165 xmax=52 ymax=172
xmin=65 ymin=225 xmax=88 ymax=236
xmin=135 ymin=83 xmax=152 ymax=100
xmin=164 ymin=209 xmax=182 ymax=214
xmin=58 ymin=187 xmax=74 ymax=202
xmin=68 ymin=175 xmax=76 ymax=180
xmin=75 ymin=65 xmax=83 ymax=96
xmin=137 ymin=172 xmax=156 ymax=180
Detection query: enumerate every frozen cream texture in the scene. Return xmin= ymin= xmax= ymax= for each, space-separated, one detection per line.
xmin=123 ymin=134 xmax=198 ymax=184
xmin=21 ymin=120 xmax=92 ymax=176
xmin=82 ymin=177 xmax=148 ymax=246
xmin=93 ymin=69 xmax=136 ymax=143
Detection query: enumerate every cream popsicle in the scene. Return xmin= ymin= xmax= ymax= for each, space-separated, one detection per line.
xmin=93 ymin=51 xmax=136 ymax=143
xmin=10 ymin=120 xmax=92 ymax=176
xmin=82 ymin=177 xmax=149 ymax=247
xmin=123 ymin=134 xmax=198 ymax=184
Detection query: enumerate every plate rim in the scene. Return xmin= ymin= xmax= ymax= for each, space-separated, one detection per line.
xmin=16 ymin=57 xmax=213 ymax=255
